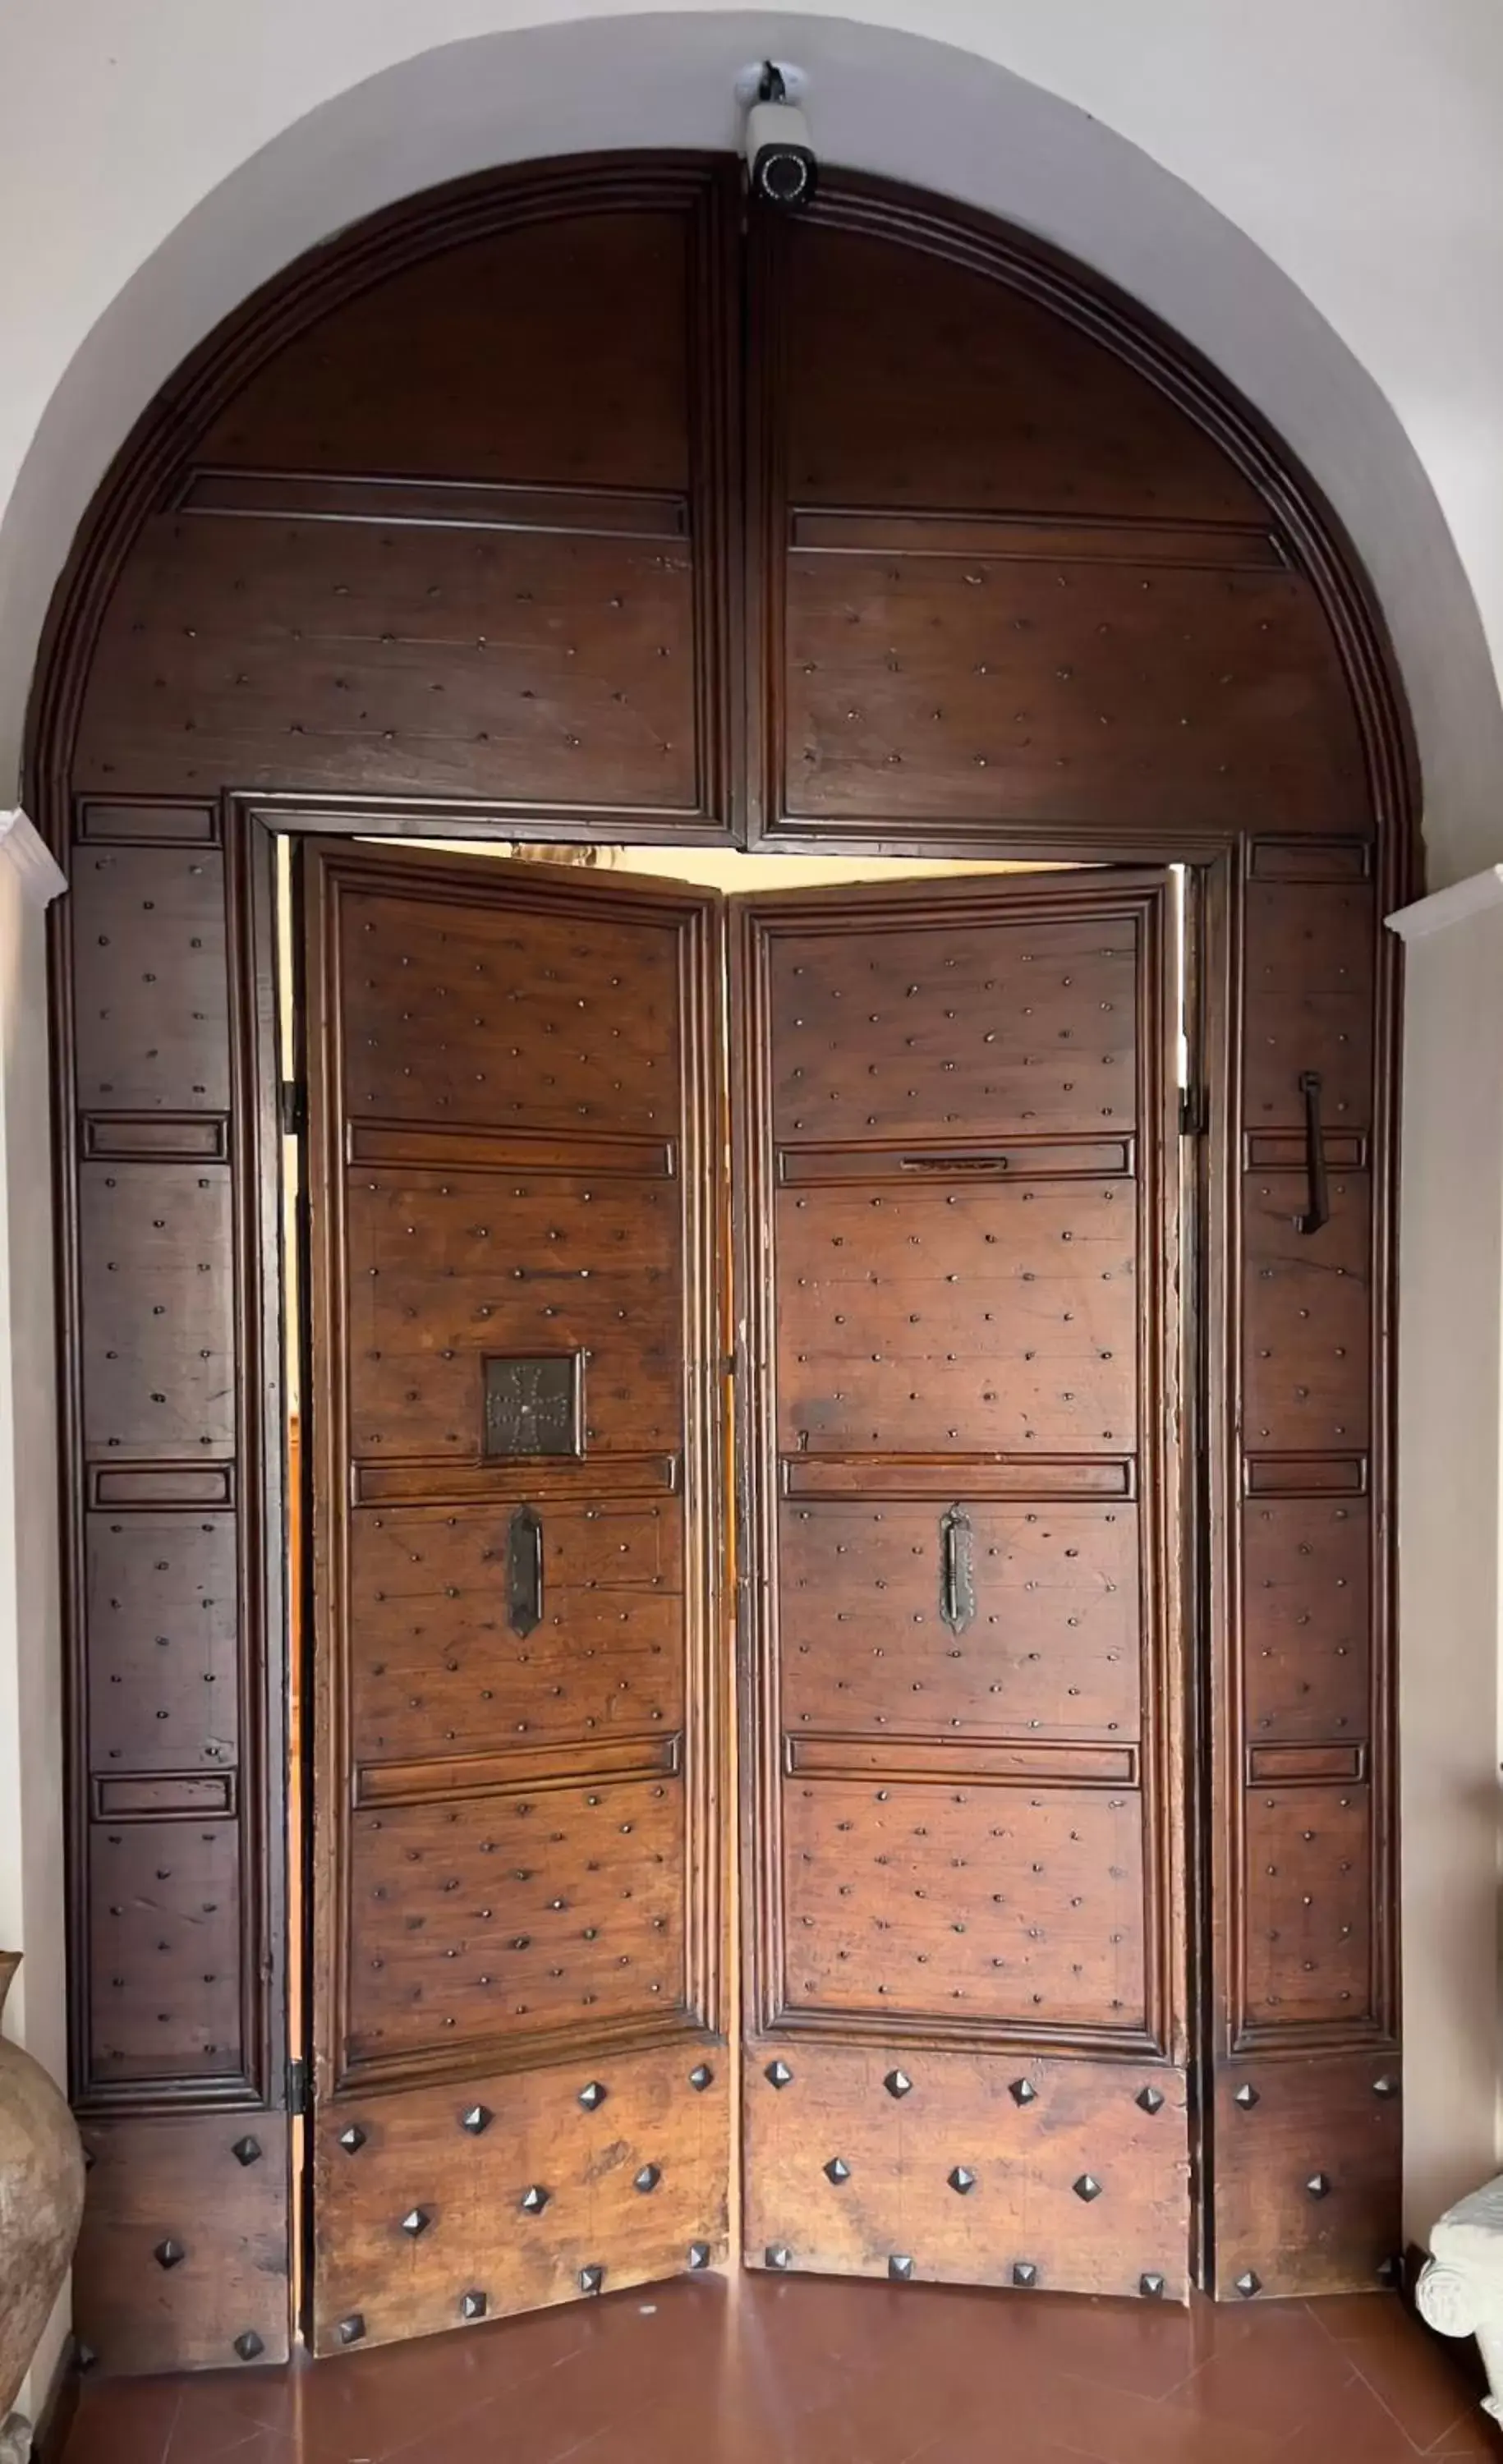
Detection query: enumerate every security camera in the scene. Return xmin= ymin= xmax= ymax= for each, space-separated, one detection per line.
xmin=745 ymin=63 xmax=817 ymax=209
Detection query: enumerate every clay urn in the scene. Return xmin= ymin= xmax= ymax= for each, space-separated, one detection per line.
xmin=0 ymin=1951 xmax=85 ymax=2431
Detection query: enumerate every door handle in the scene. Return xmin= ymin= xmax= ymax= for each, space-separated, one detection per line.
xmin=508 ymin=1504 xmax=543 ymax=1637
xmin=1295 ymin=1069 xmax=1330 ymax=1236
xmin=939 ymin=1504 xmax=975 ymax=1635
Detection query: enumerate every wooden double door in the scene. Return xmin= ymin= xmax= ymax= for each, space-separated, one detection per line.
xmin=301 ymin=840 xmax=1188 ymax=2351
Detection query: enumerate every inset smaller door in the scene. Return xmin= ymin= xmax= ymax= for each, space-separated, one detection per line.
xmin=734 ymin=871 xmax=1192 ymax=2298
xmin=301 ymin=845 xmax=729 ymax=2353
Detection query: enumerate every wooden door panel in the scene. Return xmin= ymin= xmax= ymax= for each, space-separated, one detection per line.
xmin=767 ymin=913 xmax=1139 ymax=1138
xmin=79 ymin=1161 xmax=237 ymax=1457
xmin=306 ymin=848 xmax=727 ymax=2353
xmin=346 ymin=1777 xmax=684 ymax=2066
xmin=1242 ymin=1174 xmax=1371 ymax=1454
xmin=1242 ymin=1497 xmax=1370 ymax=1746
xmin=85 ymin=1510 xmax=241 ymax=1774
xmin=781 ymin=1778 xmax=1147 ymax=2030
xmin=743 ymin=2048 xmax=1188 ymax=2301
xmin=351 ymin=1500 xmax=682 ymax=1763
xmin=738 ymin=874 xmax=1186 ymax=2297
xmin=343 ymin=1168 xmax=681 ymax=1460
xmin=780 ymin=1499 xmax=1141 ymax=1740
xmin=775 ymin=1184 xmax=1138 ymax=1455
xmin=88 ymin=1818 xmax=244 ymax=2083
xmin=311 ymin=2046 xmax=730 ymax=2351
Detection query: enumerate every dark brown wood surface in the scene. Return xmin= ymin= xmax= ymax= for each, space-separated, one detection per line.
xmin=736 ymin=875 xmax=1191 ymax=2297
xmin=301 ymin=846 xmax=728 ymax=2352
xmin=30 ymin=153 xmax=1410 ymax=2371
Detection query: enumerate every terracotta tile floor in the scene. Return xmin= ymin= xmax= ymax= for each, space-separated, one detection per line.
xmin=59 ymin=2274 xmax=1503 ymax=2464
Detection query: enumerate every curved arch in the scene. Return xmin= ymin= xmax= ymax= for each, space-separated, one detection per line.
xmin=5 ymin=10 xmax=1499 ymax=878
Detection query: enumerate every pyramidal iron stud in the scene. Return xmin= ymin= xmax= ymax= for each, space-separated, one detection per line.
xmin=461 ymin=2290 xmax=488 ymax=2321
xmin=461 ymin=2104 xmax=493 ymax=2135
xmin=1073 ymin=2175 xmax=1103 ymax=2203
xmin=824 ymin=2157 xmax=852 ymax=2185
xmin=338 ymin=2315 xmax=365 ymax=2347
xmin=1372 ymin=2076 xmax=1400 ymax=2099
xmin=579 ymin=2264 xmax=605 ymax=2295
xmin=1139 ymin=2273 xmax=1166 ymax=2300
xmin=1135 ymin=2086 xmax=1165 ymax=2116
xmin=889 ymin=2255 xmax=915 ymax=2282
xmin=1233 ymin=2084 xmax=1259 ymax=2110
xmin=578 ymin=2080 xmax=608 ymax=2111
xmin=948 ymin=2167 xmax=977 ymax=2195
xmin=1377 ymin=2254 xmax=1404 ymax=2288
xmin=233 ymin=2331 xmax=264 ymax=2362
xmin=1306 ymin=2172 xmax=1332 ymax=2200
xmin=338 ymin=2123 xmax=367 ymax=2154
xmin=231 ymin=2135 xmax=263 ymax=2167
xmin=689 ymin=2064 xmax=714 ymax=2092
xmin=765 ymin=2059 xmax=793 ymax=2090
xmin=1234 ymin=2271 xmax=1261 ymax=2299
xmin=521 ymin=2185 xmax=550 ymax=2216
xmin=687 ymin=2243 xmax=711 ymax=2270
xmin=884 ymin=2069 xmax=913 ymax=2100
xmin=634 ymin=2164 xmax=662 ymax=2194
xmin=1009 ymin=2078 xmax=1038 ymax=2108
xmin=1012 ymin=2261 xmax=1038 ymax=2288
xmin=75 ymin=2347 xmax=98 ymax=2374
xmin=400 ymin=2208 xmax=431 ymax=2238
xmin=154 ymin=2238 xmax=186 ymax=2270
xmin=765 ymin=2246 xmax=792 ymax=2270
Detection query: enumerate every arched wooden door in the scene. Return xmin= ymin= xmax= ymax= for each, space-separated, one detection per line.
xmin=33 ymin=154 xmax=1407 ymax=2375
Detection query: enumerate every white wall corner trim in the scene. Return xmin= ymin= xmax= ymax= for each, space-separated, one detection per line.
xmin=1387 ymin=866 xmax=1503 ymax=942
xmin=0 ymin=808 xmax=65 ymax=908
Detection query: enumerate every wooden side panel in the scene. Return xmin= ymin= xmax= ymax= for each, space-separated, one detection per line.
xmin=305 ymin=849 xmax=728 ymax=2354
xmin=738 ymin=875 xmax=1189 ymax=2299
xmin=74 ymin=2113 xmax=292 ymax=2376
xmin=1207 ymin=840 xmax=1397 ymax=2296
xmin=753 ymin=212 xmax=1369 ymax=848
xmin=61 ymin=802 xmax=290 ymax=2372
xmin=71 ymin=179 xmax=736 ymax=835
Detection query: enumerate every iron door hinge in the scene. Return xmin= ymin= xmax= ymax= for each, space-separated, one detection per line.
xmin=280 ymin=1078 xmax=307 ymax=1137
xmin=287 ymin=2055 xmax=309 ymax=2115
xmin=1179 ymin=1087 xmax=1209 ymax=1137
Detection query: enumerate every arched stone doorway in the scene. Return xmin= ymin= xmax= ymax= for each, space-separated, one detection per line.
xmin=25 ymin=151 xmax=1414 ymax=2373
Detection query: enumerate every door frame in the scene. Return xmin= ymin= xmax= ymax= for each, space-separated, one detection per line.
xmin=246 ymin=807 xmax=1235 ymax=2317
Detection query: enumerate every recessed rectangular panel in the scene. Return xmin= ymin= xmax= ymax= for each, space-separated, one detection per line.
xmin=1241 ymin=1786 xmax=1374 ymax=2030
xmin=86 ymin=1510 xmax=241 ymax=1776
xmin=1242 ymin=880 xmax=1376 ymax=1132
xmin=774 ymin=1179 xmax=1137 ymax=1457
xmin=767 ymin=911 xmax=1140 ymax=1142
xmin=71 ymin=844 xmax=231 ymax=1114
xmin=88 ymin=1819 xmax=243 ymax=2082
xmin=1242 ymin=1173 xmax=1371 ymax=1453
xmin=780 ymin=1778 xmax=1147 ymax=2031
xmin=344 ymin=1170 xmax=678 ymax=1460
xmin=783 ymin=554 xmax=1365 ymax=833
xmin=345 ymin=1777 xmax=685 ymax=2064
xmin=779 ymin=1498 xmax=1141 ymax=1741
xmin=79 ymin=1161 xmax=237 ymax=1459
xmin=1242 ymin=1496 xmax=1371 ymax=1748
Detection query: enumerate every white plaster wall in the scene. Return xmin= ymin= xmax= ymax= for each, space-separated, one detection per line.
xmin=0 ymin=5 xmax=1501 ymax=880
xmin=1391 ymin=883 xmax=1503 ymax=2240
xmin=0 ymin=827 xmax=69 ymax=2417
